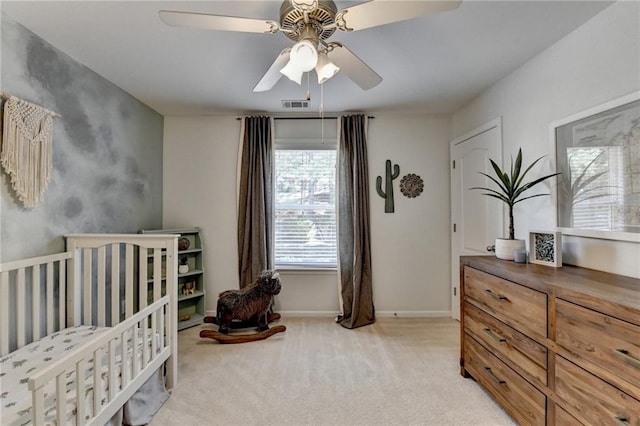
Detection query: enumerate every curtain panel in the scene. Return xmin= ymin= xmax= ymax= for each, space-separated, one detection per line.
xmin=337 ymin=114 xmax=375 ymax=329
xmin=237 ymin=116 xmax=274 ymax=289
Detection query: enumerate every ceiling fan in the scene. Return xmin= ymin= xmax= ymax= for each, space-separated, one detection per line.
xmin=159 ymin=0 xmax=461 ymax=92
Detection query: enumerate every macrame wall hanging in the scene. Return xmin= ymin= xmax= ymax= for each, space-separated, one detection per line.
xmin=0 ymin=93 xmax=60 ymax=208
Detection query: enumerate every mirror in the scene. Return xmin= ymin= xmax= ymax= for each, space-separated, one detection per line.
xmin=554 ymin=93 xmax=640 ymax=242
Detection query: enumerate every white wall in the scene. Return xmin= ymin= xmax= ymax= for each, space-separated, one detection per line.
xmin=163 ymin=114 xmax=453 ymax=316
xmin=163 ymin=116 xmax=241 ymax=315
xmin=451 ymin=1 xmax=640 ymax=278
xmin=369 ymin=114 xmax=452 ymax=316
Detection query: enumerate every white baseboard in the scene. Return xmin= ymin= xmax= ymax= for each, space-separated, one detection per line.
xmin=206 ymin=310 xmax=339 ymax=318
xmin=376 ymin=310 xmax=452 ymax=318
xmin=206 ymin=310 xmax=452 ymax=319
xmin=278 ymin=311 xmax=340 ymax=318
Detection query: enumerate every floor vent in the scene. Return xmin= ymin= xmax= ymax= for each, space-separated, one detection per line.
xmin=282 ymin=99 xmax=310 ymax=109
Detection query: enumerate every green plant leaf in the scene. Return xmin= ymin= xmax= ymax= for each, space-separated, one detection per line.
xmin=512 ymin=149 xmax=523 ymax=187
xmin=512 ymin=193 xmax=550 ymax=205
xmin=514 ymin=155 xmax=546 ymax=191
xmin=477 ymin=172 xmax=509 ymax=195
xmin=482 ymin=193 xmax=511 ymax=204
xmin=513 ymin=172 xmax=560 ymax=200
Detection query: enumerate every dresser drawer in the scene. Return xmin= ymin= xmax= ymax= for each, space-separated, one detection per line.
xmin=465 ymin=334 xmax=546 ymax=426
xmin=556 ymin=299 xmax=640 ymax=392
xmin=464 ymin=302 xmax=547 ymax=385
xmin=464 ymin=266 xmax=547 ymax=337
xmin=555 ymin=356 xmax=640 ymax=426
xmin=555 ymin=406 xmax=583 ymax=426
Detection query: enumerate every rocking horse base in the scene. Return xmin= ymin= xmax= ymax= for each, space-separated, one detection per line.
xmin=200 ymin=312 xmax=284 ymax=344
xmin=199 ymin=325 xmax=286 ymax=344
xmin=203 ymin=312 xmax=281 ymax=329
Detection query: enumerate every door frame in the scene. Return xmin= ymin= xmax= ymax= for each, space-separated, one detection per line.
xmin=450 ymin=117 xmax=503 ymax=320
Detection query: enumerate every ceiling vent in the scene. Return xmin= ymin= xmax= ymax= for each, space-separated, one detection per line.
xmin=282 ymin=99 xmax=310 ymax=109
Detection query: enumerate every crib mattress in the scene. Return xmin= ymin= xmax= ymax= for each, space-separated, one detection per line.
xmin=0 ymin=325 xmax=154 ymax=426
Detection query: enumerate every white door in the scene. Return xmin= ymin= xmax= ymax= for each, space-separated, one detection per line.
xmin=450 ymin=118 xmax=503 ymax=320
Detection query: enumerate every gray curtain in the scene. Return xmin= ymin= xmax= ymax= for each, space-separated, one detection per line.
xmin=237 ymin=116 xmax=274 ymax=289
xmin=336 ymin=114 xmax=375 ymax=329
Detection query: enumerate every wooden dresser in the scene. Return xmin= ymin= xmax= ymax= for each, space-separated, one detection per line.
xmin=460 ymin=256 xmax=640 ymax=426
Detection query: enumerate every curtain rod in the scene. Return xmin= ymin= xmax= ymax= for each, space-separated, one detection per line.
xmin=0 ymin=91 xmax=62 ymax=118
xmin=236 ymin=116 xmax=375 ymax=121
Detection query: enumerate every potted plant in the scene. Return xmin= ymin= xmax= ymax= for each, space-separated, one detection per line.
xmin=178 ymin=255 xmax=189 ymax=274
xmin=471 ymin=148 xmax=560 ymax=260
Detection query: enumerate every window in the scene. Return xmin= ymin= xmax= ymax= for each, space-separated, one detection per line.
xmin=274 ymin=148 xmax=337 ymax=268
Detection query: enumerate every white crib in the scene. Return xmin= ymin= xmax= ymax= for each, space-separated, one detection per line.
xmin=0 ymin=234 xmax=178 ymax=425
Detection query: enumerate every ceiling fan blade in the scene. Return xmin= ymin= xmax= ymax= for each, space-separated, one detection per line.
xmin=253 ymin=49 xmax=291 ymax=92
xmin=338 ymin=0 xmax=461 ymax=31
xmin=159 ymin=10 xmax=277 ymax=34
xmin=328 ymin=45 xmax=382 ymax=90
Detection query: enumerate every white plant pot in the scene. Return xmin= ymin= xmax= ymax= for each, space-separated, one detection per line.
xmin=494 ymin=238 xmax=526 ymax=261
xmin=178 ymin=264 xmax=189 ymax=274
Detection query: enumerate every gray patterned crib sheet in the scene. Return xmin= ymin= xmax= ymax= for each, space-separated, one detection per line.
xmin=0 ymin=325 xmax=155 ymax=425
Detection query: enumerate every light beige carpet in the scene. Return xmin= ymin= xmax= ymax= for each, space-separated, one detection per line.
xmin=151 ymin=317 xmax=515 ymax=426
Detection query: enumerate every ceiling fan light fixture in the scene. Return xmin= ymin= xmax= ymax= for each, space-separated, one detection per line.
xmin=315 ymin=52 xmax=340 ymax=84
xmin=290 ymin=39 xmax=318 ymax=71
xmin=280 ymin=39 xmax=318 ymax=84
xmin=279 ymin=60 xmax=305 ymax=84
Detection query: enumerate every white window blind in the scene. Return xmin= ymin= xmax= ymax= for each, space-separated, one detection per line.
xmin=274 ymin=149 xmax=337 ymax=267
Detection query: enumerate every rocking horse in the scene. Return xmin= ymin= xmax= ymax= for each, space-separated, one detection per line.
xmin=200 ymin=270 xmax=286 ymax=344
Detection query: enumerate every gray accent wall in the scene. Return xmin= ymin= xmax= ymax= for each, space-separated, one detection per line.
xmin=1 ymin=14 xmax=163 ymax=261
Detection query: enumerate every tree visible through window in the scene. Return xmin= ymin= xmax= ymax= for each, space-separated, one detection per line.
xmin=274 ymin=149 xmax=337 ymax=267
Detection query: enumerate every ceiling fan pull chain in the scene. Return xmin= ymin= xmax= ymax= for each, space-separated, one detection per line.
xmin=320 ymin=83 xmax=325 ymax=144
xmin=306 ymin=72 xmax=311 ymax=101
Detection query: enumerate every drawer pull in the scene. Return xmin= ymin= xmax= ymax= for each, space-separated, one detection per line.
xmin=614 ymin=349 xmax=640 ymax=367
xmin=484 ymin=366 xmax=506 ymax=385
xmin=614 ymin=416 xmax=629 ymax=425
xmin=483 ymin=327 xmax=506 ymax=343
xmin=484 ymin=289 xmax=508 ymax=301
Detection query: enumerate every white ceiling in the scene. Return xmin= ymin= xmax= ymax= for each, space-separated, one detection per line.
xmin=2 ymin=1 xmax=613 ymax=116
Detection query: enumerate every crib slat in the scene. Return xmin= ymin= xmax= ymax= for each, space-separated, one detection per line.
xmin=133 ymin=323 xmax=140 ymax=377
xmin=159 ymin=304 xmax=165 ymax=350
xmin=76 ymin=359 xmax=86 ymax=425
xmin=125 ymin=244 xmax=134 ymax=318
xmin=139 ymin=247 xmax=148 ymax=310
xmin=152 ymin=309 xmax=158 ymax=356
xmin=97 ymin=246 xmax=106 ymax=326
xmin=56 ymin=373 xmax=66 ymax=426
xmin=83 ymin=249 xmax=92 ymax=325
xmin=47 ymin=262 xmax=54 ymax=335
xmin=111 ymin=244 xmax=120 ymax=326
xmin=1 ymin=271 xmax=9 ymax=355
xmin=32 ymin=386 xmax=45 ymax=425
xmin=153 ymin=248 xmax=162 ymax=302
xmin=109 ymin=339 xmax=117 ymax=401
xmin=59 ymin=259 xmax=66 ymax=330
xmin=121 ymin=328 xmax=129 ymax=387
xmin=94 ymin=348 xmax=102 ymax=415
xmin=32 ymin=264 xmax=41 ymax=341
xmin=142 ymin=315 xmax=149 ymax=369
xmin=17 ymin=267 xmax=25 ymax=348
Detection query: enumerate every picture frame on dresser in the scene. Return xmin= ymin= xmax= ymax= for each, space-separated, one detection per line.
xmin=529 ymin=230 xmax=562 ymax=267
xmin=551 ymin=91 xmax=640 ymax=243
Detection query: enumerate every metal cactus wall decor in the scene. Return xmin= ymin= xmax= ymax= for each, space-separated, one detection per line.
xmin=376 ymin=159 xmax=400 ymax=213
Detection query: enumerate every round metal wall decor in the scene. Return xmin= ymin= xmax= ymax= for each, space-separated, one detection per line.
xmin=400 ymin=173 xmax=424 ymax=198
